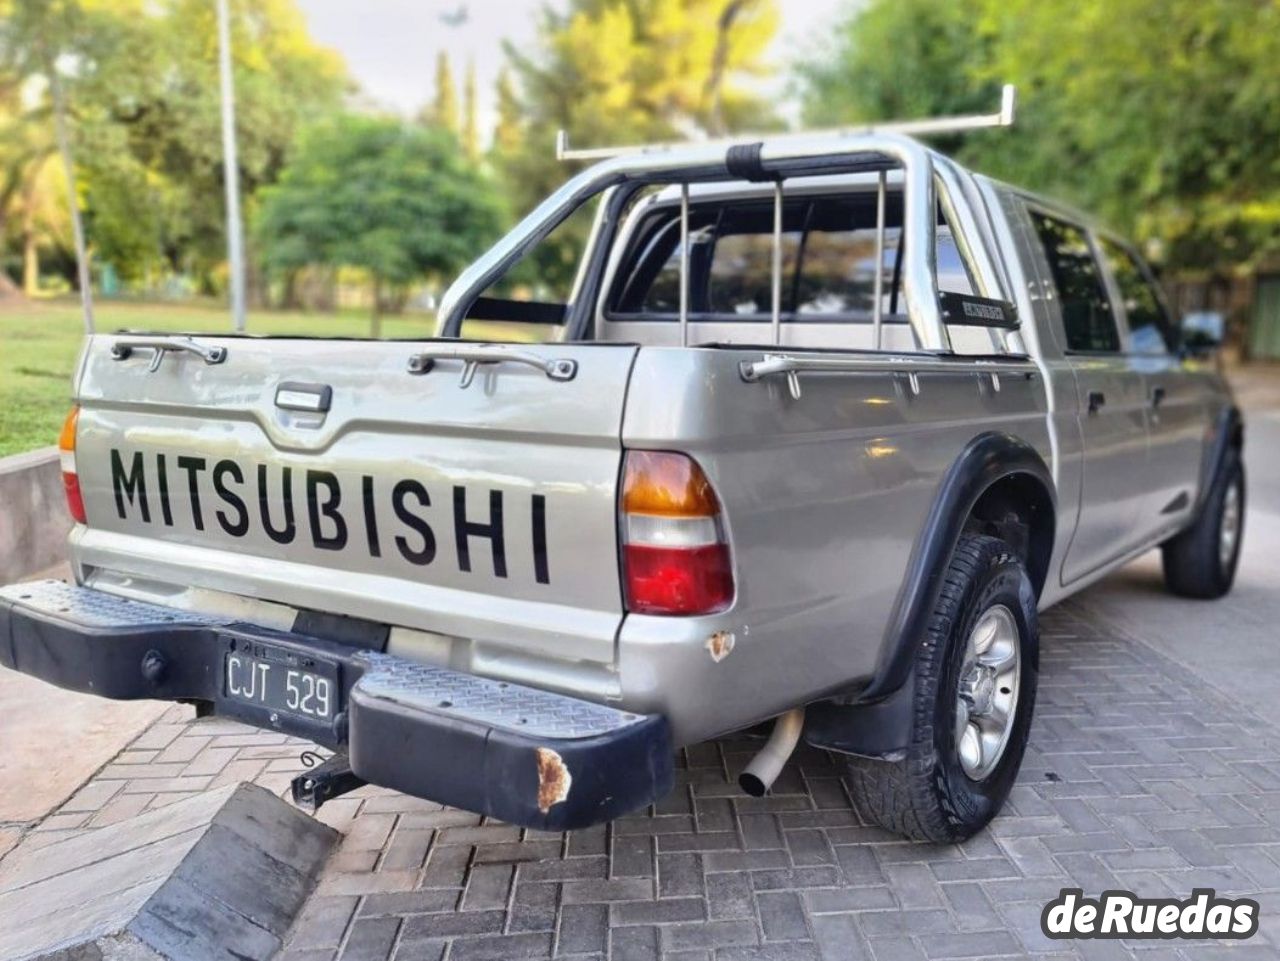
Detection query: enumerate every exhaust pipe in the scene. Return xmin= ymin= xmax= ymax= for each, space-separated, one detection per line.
xmin=738 ymin=707 xmax=805 ymax=797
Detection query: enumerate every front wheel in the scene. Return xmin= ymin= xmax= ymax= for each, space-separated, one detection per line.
xmin=1162 ymin=449 xmax=1245 ymax=600
xmin=844 ymin=534 xmax=1039 ymax=843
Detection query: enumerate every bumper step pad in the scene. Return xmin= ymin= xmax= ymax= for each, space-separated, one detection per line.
xmin=0 ymin=580 xmax=673 ymax=829
xmin=0 ymin=579 xmax=231 ymax=628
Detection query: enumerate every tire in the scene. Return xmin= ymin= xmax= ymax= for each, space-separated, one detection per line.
xmin=844 ymin=534 xmax=1039 ymax=843
xmin=1161 ymin=448 xmax=1245 ymax=600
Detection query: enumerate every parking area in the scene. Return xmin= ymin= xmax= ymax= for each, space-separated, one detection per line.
xmin=6 ymin=595 xmax=1277 ymax=961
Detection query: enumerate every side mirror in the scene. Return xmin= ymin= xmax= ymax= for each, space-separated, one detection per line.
xmin=1181 ymin=311 xmax=1225 ymax=353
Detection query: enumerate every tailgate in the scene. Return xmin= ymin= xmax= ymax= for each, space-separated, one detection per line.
xmin=71 ymin=335 xmax=638 ymax=664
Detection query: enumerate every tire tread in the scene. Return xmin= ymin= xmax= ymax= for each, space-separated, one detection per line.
xmin=1162 ymin=448 xmax=1244 ymax=600
xmin=845 ymin=534 xmax=1030 ymax=843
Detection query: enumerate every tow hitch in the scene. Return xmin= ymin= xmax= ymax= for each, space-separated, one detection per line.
xmin=291 ymin=752 xmax=365 ymax=813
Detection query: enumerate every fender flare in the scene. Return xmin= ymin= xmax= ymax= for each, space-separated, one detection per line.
xmin=806 ymin=431 xmax=1055 ymax=758
xmin=1196 ymin=405 xmax=1243 ymax=513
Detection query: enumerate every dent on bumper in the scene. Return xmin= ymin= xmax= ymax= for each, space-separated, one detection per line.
xmin=0 ymin=580 xmax=673 ymax=830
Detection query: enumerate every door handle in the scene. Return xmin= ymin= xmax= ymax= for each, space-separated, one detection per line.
xmin=1087 ymin=390 xmax=1106 ymax=414
xmin=1150 ymin=386 xmax=1166 ymax=409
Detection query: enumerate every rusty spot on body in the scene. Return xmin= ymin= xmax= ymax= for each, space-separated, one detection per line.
xmin=536 ymin=747 xmax=572 ymax=813
xmin=706 ymin=630 xmax=735 ymax=662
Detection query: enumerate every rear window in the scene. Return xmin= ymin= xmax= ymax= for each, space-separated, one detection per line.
xmin=608 ymin=194 xmax=976 ymax=322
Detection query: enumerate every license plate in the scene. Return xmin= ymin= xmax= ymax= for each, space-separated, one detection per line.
xmin=223 ymin=643 xmax=338 ymax=722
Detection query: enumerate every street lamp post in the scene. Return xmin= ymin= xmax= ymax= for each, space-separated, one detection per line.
xmin=216 ymin=0 xmax=246 ymax=331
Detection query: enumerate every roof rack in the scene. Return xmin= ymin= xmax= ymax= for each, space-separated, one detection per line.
xmin=555 ymin=85 xmax=1016 ymax=162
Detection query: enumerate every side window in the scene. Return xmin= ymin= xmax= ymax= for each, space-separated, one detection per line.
xmin=1099 ymin=237 xmax=1176 ymax=354
xmin=1029 ymin=211 xmax=1119 ymax=352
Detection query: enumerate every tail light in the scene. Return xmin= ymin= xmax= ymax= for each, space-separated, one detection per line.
xmin=620 ymin=450 xmax=733 ymax=615
xmin=59 ymin=406 xmax=86 ymax=524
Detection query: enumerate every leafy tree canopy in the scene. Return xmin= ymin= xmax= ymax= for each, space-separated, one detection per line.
xmin=253 ymin=114 xmax=505 ymax=329
xmin=493 ymin=0 xmax=780 ymax=290
xmin=796 ymin=0 xmax=1280 ymax=275
xmin=0 ymin=0 xmax=350 ymax=287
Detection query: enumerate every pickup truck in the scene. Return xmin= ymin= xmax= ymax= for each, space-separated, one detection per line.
xmin=0 ymin=93 xmax=1244 ymax=842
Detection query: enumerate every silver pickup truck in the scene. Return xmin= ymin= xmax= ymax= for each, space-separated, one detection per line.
xmin=0 ymin=94 xmax=1244 ymax=842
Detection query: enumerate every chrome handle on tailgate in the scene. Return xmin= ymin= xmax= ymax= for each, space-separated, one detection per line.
xmin=111 ymin=337 xmax=228 ymax=372
xmin=407 ymin=345 xmax=578 ymax=388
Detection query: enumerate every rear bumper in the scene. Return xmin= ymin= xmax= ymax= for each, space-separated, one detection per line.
xmin=0 ymin=580 xmax=673 ymax=830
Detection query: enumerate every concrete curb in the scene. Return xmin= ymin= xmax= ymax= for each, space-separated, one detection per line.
xmin=0 ymin=782 xmax=338 ymax=961
xmin=0 ymin=447 xmax=71 ymax=583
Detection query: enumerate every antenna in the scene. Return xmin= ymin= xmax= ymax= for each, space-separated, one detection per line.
xmin=556 ymin=84 xmax=1017 ymax=162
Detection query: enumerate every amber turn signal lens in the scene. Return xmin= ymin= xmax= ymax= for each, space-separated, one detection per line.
xmin=622 ymin=450 xmax=721 ymax=518
xmin=58 ymin=406 xmax=86 ymax=523
xmin=59 ymin=406 xmax=79 ymax=451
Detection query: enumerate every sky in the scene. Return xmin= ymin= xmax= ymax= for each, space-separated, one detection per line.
xmin=294 ymin=0 xmax=850 ymax=137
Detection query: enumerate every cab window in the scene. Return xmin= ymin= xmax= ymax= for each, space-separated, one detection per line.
xmin=608 ymin=193 xmax=977 ymax=322
xmin=1099 ymin=237 xmax=1177 ymax=354
xmin=1029 ymin=211 xmax=1119 ymax=353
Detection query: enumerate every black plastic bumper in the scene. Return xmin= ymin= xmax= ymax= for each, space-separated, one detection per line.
xmin=0 ymin=581 xmax=673 ymax=830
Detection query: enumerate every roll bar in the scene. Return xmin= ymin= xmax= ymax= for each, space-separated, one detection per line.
xmin=436 ymin=134 xmax=950 ymax=351
xmin=436 ymin=87 xmax=1019 ymax=353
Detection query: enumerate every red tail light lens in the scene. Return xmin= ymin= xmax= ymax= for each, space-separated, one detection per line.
xmin=621 ymin=451 xmax=733 ymax=615
xmin=62 ymin=470 xmax=87 ymax=524
xmin=59 ymin=406 xmax=86 ymax=524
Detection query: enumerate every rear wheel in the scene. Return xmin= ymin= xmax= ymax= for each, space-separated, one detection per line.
xmin=844 ymin=534 xmax=1039 ymax=843
xmin=1162 ymin=449 xmax=1245 ymax=600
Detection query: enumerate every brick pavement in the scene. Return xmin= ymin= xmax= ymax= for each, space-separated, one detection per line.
xmin=5 ymin=599 xmax=1280 ymax=960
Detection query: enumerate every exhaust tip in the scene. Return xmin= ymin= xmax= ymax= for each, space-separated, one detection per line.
xmin=738 ymin=772 xmax=767 ymax=798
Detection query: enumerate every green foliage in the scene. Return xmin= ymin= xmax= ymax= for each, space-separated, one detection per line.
xmin=253 ymin=114 xmax=504 ymax=328
xmin=493 ymin=0 xmax=780 ymax=291
xmin=460 ymin=60 xmax=479 ymax=160
xmin=0 ymin=0 xmax=350 ymax=289
xmin=798 ymin=0 xmax=995 ymax=127
xmin=425 ymin=51 xmax=460 ymax=135
xmin=493 ymin=67 xmax=522 ymax=156
xmin=796 ymin=0 xmax=1280 ymax=274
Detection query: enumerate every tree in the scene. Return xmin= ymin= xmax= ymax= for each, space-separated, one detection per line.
xmin=495 ymin=0 xmax=780 ymax=289
xmin=460 ymin=60 xmax=479 ymax=160
xmin=253 ymin=115 xmax=505 ymax=336
xmin=1 ymin=0 xmax=107 ymax=323
xmin=794 ymin=0 xmax=998 ymax=155
xmin=0 ymin=0 xmax=350 ymax=294
xmin=425 ymin=51 xmax=459 ymax=136
xmin=18 ymin=155 xmax=68 ymax=293
xmin=493 ymin=67 xmax=522 ymax=155
xmin=795 ymin=0 xmax=1280 ymax=276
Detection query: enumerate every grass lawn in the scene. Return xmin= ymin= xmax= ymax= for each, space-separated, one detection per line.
xmin=0 ymin=298 xmax=512 ymax=458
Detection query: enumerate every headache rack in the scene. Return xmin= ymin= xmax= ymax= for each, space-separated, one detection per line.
xmin=436 ymin=86 xmax=1022 ymax=365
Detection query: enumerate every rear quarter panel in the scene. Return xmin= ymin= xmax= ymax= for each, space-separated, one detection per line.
xmin=617 ymin=346 xmax=1051 ymax=744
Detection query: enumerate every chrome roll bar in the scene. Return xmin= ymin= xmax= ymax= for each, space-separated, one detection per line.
xmin=435 ymin=132 xmax=951 ymax=353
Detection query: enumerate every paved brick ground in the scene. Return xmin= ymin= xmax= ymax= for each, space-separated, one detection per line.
xmin=6 ymin=599 xmax=1280 ymax=960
